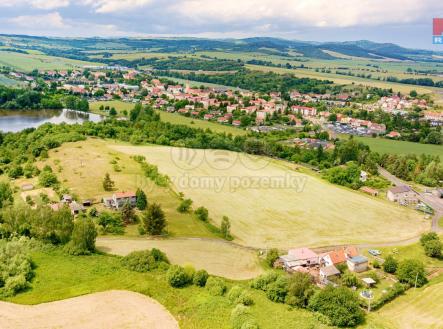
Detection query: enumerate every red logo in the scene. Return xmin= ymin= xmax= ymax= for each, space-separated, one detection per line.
xmin=434 ymin=18 xmax=443 ymax=36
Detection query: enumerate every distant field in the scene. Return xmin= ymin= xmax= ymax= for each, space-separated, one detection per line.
xmin=97 ymin=237 xmax=262 ymax=279
xmin=90 ymin=100 xmax=247 ymax=136
xmin=113 ymin=145 xmax=428 ymax=249
xmin=0 ymin=51 xmax=98 ymax=71
xmin=42 ymin=139 xmax=215 ymax=238
xmin=351 ymin=136 xmax=443 ymax=158
xmin=0 ymin=74 xmax=22 ymax=86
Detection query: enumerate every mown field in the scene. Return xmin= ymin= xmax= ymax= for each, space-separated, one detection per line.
xmin=0 ymin=51 xmax=98 ymax=71
xmin=348 ymin=136 xmax=443 ymax=158
xmin=90 ymin=100 xmax=247 ymax=136
xmin=112 ymin=144 xmax=428 ymax=249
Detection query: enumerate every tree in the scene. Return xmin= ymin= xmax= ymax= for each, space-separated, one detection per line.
xmin=397 ymin=259 xmax=427 ymax=287
xmin=285 ymin=272 xmax=314 ymax=308
xmin=424 ymin=239 xmax=442 ymax=258
xmin=143 ymin=203 xmax=166 ymax=235
xmin=409 ymin=90 xmax=418 ymax=98
xmin=341 ymin=271 xmax=359 ymax=288
xmin=309 ymin=286 xmax=365 ymax=327
xmin=194 ymin=206 xmax=209 ymax=221
xmin=193 ymin=269 xmax=209 ymax=287
xmin=38 ymin=170 xmax=58 ymax=187
xmin=0 ymin=182 xmax=13 ymax=208
xmin=166 ymin=265 xmax=189 ymax=288
xmin=383 ymin=255 xmax=398 ymax=274
xmin=135 ymin=188 xmax=148 ymax=210
xmin=120 ymin=201 xmax=135 ymax=224
xmin=420 ymin=232 xmax=439 ymax=246
xmin=177 ymin=198 xmax=193 ymax=213
xmin=102 ymin=173 xmax=114 ymax=191
xmin=65 ymin=218 xmax=97 ymax=255
xmin=220 ymin=216 xmax=231 ymax=239
xmin=265 ymin=248 xmax=280 ymax=267
xmin=109 ymin=107 xmax=117 ymax=116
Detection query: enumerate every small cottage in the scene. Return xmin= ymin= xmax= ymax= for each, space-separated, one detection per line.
xmin=347 ymin=256 xmax=369 ymax=273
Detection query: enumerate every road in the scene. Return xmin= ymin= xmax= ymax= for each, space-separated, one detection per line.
xmin=378 ymin=166 xmax=443 ymax=233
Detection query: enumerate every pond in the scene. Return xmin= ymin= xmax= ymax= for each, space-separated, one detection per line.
xmin=0 ymin=109 xmax=104 ymax=133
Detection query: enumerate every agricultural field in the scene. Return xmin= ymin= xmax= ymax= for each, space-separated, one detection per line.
xmin=39 ymin=139 xmax=215 ymax=238
xmin=0 ymin=51 xmax=98 ymax=71
xmin=96 ymin=237 xmax=262 ymax=279
xmin=347 ymin=136 xmax=443 ymax=158
xmin=0 ymin=290 xmax=178 ymax=329
xmin=112 ymin=144 xmax=428 ymax=249
xmin=0 ymin=73 xmax=23 ymax=86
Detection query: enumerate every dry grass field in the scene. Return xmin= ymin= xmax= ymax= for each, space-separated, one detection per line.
xmin=112 ymin=144 xmax=428 ymax=249
xmin=0 ymin=290 xmax=179 ymax=329
xmin=97 ymin=237 xmax=263 ymax=280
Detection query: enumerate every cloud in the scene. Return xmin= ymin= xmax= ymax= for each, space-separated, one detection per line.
xmin=0 ymin=0 xmax=70 ymax=9
xmin=169 ymin=0 xmax=439 ymax=28
xmin=9 ymin=12 xmax=67 ymax=29
xmin=81 ymin=0 xmax=153 ymax=13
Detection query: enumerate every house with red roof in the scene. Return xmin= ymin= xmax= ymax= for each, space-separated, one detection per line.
xmin=103 ymin=191 xmax=137 ymax=209
xmin=320 ymin=247 xmax=359 ymax=267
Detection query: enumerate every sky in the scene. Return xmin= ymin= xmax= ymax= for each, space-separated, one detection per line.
xmin=1 ymin=0 xmax=443 ymax=49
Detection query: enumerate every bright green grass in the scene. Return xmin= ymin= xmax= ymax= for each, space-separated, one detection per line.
xmin=5 ymin=249 xmax=329 ymax=329
xmin=90 ymin=100 xmax=247 ymax=136
xmin=351 ymin=136 xmax=443 ymax=159
xmin=0 ymin=51 xmax=98 ymax=71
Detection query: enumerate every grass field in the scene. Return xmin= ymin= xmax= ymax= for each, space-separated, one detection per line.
xmin=42 ymin=139 xmax=215 ymax=238
xmin=6 ymin=249 xmax=330 ymax=329
xmin=89 ymin=100 xmax=247 ymax=136
xmin=348 ymin=136 xmax=443 ymax=158
xmin=96 ymin=237 xmax=262 ymax=279
xmin=0 ymin=74 xmax=22 ymax=86
xmin=0 ymin=51 xmax=98 ymax=71
xmin=112 ymin=144 xmax=428 ymax=249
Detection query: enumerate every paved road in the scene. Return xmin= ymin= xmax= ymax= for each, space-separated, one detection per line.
xmin=378 ymin=166 xmax=443 ymax=233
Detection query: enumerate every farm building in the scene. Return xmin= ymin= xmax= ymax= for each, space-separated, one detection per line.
xmin=360 ymin=186 xmax=379 ymax=197
xmin=69 ymin=202 xmax=86 ymax=215
xmin=347 ymin=256 xmax=369 ymax=273
xmin=319 ymin=265 xmax=340 ymax=284
xmin=387 ymin=186 xmax=418 ymax=204
xmin=103 ymin=191 xmax=137 ymax=209
xmin=278 ymin=247 xmax=318 ymax=271
xmin=320 ymin=246 xmax=359 ymax=267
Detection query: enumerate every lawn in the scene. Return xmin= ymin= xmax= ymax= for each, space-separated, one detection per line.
xmin=42 ymin=139 xmax=215 ymax=238
xmin=112 ymin=144 xmax=428 ymax=249
xmin=96 ymin=237 xmax=263 ymax=280
xmin=0 ymin=51 xmax=98 ymax=71
xmin=89 ymin=100 xmax=247 ymax=136
xmin=350 ymin=136 xmax=443 ymax=159
xmin=6 ymin=249 xmax=329 ymax=329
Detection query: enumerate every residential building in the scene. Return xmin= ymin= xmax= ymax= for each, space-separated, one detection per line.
xmin=387 ymin=186 xmax=418 ymax=204
xmin=347 ymin=256 xmax=369 ymax=273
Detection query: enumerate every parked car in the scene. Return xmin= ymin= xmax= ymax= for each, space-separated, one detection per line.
xmin=368 ymin=249 xmax=381 ymax=256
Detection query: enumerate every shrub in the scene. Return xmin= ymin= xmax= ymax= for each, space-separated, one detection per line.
xmin=397 ymin=259 xmax=427 ymax=287
xmin=266 ymin=276 xmax=288 ymax=303
xmin=38 ymin=170 xmax=58 ymax=187
xmin=122 ymin=249 xmax=169 ymax=272
xmin=309 ymin=286 xmax=365 ymax=327
xmin=177 ymin=199 xmax=193 ymax=213
xmin=371 ymin=283 xmax=407 ymax=310
xmin=383 ymin=255 xmax=398 ymax=274
xmin=250 ymin=272 xmax=279 ymax=291
xmin=228 ymin=285 xmax=244 ymax=303
xmin=230 ymin=305 xmax=259 ymax=329
xmin=194 ymin=206 xmax=209 ymax=221
xmin=367 ymin=271 xmax=379 ymax=284
xmin=136 ymin=188 xmax=148 ymax=210
xmin=424 ymin=239 xmax=442 ymax=258
xmin=183 ymin=265 xmax=196 ymax=282
xmin=285 ymin=272 xmax=315 ymax=308
xmin=0 ymin=238 xmax=34 ymax=297
xmin=206 ymin=277 xmax=227 ymax=296
xmin=96 ymin=212 xmax=124 ymax=234
xmin=220 ymin=216 xmax=231 ymax=240
xmin=265 ymin=248 xmax=279 ymax=267
xmin=420 ymin=232 xmax=439 ymax=246
xmin=372 ymin=259 xmax=380 ymax=269
xmin=193 ymin=269 xmax=209 ymax=287
xmin=0 ymin=182 xmax=13 ymax=208
xmin=166 ymin=265 xmax=189 ymax=288
xmin=237 ymin=290 xmax=254 ymax=306
xmin=341 ymin=271 xmax=359 ymax=288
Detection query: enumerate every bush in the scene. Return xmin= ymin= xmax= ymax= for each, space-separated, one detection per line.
xmin=367 ymin=271 xmax=379 ymax=284
xmin=206 ymin=277 xmax=227 ymax=296
xmin=237 ymin=290 xmax=254 ymax=306
xmin=0 ymin=238 xmax=34 ymax=297
xmin=397 ymin=259 xmax=427 ymax=287
xmin=266 ymin=276 xmax=288 ymax=303
xmin=194 ymin=206 xmax=209 ymax=221
xmin=371 ymin=283 xmax=407 ymax=310
xmin=230 ymin=305 xmax=259 ymax=329
xmin=177 ymin=199 xmax=193 ymax=213
xmin=122 ymin=249 xmax=169 ymax=272
xmin=372 ymin=259 xmax=380 ymax=269
xmin=228 ymin=285 xmax=244 ymax=303
xmin=166 ymin=265 xmax=189 ymax=288
xmin=285 ymin=272 xmax=315 ymax=308
xmin=309 ymin=286 xmax=365 ymax=327
xmin=424 ymin=239 xmax=442 ymax=258
xmin=183 ymin=265 xmax=196 ymax=283
xmin=193 ymin=269 xmax=209 ymax=287
xmin=265 ymin=248 xmax=279 ymax=267
xmin=420 ymin=232 xmax=439 ymax=246
xmin=136 ymin=188 xmax=148 ymax=210
xmin=96 ymin=212 xmax=124 ymax=234
xmin=341 ymin=271 xmax=359 ymax=288
xmin=38 ymin=170 xmax=58 ymax=187
xmin=383 ymin=255 xmax=398 ymax=274
xmin=250 ymin=272 xmax=279 ymax=291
